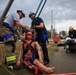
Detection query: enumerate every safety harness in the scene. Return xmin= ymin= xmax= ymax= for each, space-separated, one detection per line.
xmin=24 ymin=57 xmax=43 ymax=75
xmin=22 ymin=40 xmax=43 ymax=75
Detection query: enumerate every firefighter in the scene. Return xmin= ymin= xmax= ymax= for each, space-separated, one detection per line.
xmin=29 ymin=13 xmax=49 ymax=65
xmin=0 ymin=10 xmax=27 ymax=70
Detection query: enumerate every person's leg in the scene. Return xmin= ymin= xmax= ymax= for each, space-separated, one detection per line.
xmin=40 ymin=39 xmax=49 ymax=64
xmin=23 ymin=58 xmax=40 ymax=75
xmin=11 ymin=42 xmax=16 ymax=53
xmin=4 ymin=41 xmax=17 ymax=64
xmin=0 ymin=44 xmax=3 ymax=64
xmin=4 ymin=41 xmax=21 ymax=70
xmin=33 ymin=59 xmax=55 ymax=73
xmin=4 ymin=41 xmax=16 ymax=64
xmin=36 ymin=34 xmax=49 ymax=65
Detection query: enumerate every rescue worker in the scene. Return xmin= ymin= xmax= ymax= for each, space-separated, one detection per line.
xmin=29 ymin=13 xmax=49 ymax=65
xmin=64 ymin=26 xmax=76 ymax=53
xmin=0 ymin=10 xmax=27 ymax=70
xmin=68 ymin=26 xmax=76 ymax=39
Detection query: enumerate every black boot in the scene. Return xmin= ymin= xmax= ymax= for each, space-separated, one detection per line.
xmin=44 ymin=59 xmax=49 ymax=65
xmin=8 ymin=63 xmax=21 ymax=70
xmin=13 ymin=64 xmax=21 ymax=70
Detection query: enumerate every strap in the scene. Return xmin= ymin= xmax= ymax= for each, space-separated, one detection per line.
xmin=22 ymin=40 xmax=36 ymax=58
xmin=3 ymin=22 xmax=14 ymax=32
xmin=3 ymin=34 xmax=13 ymax=39
xmin=23 ymin=40 xmax=35 ymax=50
xmin=42 ymin=32 xmax=47 ymax=40
xmin=29 ymin=40 xmax=35 ymax=45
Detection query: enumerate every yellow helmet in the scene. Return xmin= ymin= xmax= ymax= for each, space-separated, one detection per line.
xmin=69 ymin=26 xmax=73 ymax=30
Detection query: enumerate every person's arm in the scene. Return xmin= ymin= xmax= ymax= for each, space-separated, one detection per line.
xmin=35 ymin=42 xmax=43 ymax=63
xmin=15 ymin=29 xmax=24 ymax=40
xmin=35 ymin=22 xmax=44 ymax=29
xmin=33 ymin=17 xmax=44 ymax=29
xmin=68 ymin=30 xmax=72 ymax=38
xmin=14 ymin=29 xmax=21 ymax=37
xmin=15 ymin=20 xmax=28 ymax=29
xmin=16 ymin=42 xmax=23 ymax=66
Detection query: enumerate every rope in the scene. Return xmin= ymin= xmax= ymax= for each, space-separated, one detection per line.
xmin=0 ymin=63 xmax=15 ymax=75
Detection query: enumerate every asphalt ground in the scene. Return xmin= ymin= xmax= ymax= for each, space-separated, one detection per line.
xmin=48 ymin=47 xmax=76 ymax=74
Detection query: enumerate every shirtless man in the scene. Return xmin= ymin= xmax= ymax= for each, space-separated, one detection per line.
xmin=16 ymin=31 xmax=55 ymax=74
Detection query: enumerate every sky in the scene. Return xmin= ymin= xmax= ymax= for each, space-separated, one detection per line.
xmin=0 ymin=0 xmax=76 ymax=33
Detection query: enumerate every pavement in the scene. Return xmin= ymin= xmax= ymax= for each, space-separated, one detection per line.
xmin=47 ymin=47 xmax=76 ymax=75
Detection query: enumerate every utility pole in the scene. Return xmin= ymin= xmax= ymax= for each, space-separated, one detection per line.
xmin=0 ymin=0 xmax=14 ymax=26
xmin=51 ymin=10 xmax=53 ymax=39
xmin=54 ymin=21 xmax=55 ymax=36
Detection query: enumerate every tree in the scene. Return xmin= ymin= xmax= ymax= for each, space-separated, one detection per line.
xmin=47 ymin=29 xmax=57 ymax=38
xmin=53 ymin=29 xmax=57 ymax=36
xmin=59 ymin=30 xmax=67 ymax=36
xmin=47 ymin=30 xmax=51 ymax=38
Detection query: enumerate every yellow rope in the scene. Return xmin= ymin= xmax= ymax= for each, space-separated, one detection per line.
xmin=0 ymin=63 xmax=15 ymax=75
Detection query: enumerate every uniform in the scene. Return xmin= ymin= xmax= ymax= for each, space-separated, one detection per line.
xmin=0 ymin=12 xmax=20 ymax=69
xmin=31 ymin=17 xmax=49 ymax=65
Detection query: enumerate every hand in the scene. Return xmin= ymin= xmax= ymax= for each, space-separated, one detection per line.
xmin=24 ymin=25 xmax=29 ymax=29
xmin=29 ymin=65 xmax=34 ymax=69
xmin=40 ymin=59 xmax=44 ymax=64
xmin=19 ymin=35 xmax=25 ymax=40
xmin=26 ymin=27 xmax=31 ymax=31
xmin=16 ymin=60 xmax=20 ymax=66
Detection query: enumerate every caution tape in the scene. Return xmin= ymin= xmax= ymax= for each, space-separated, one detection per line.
xmin=44 ymin=72 xmax=76 ymax=75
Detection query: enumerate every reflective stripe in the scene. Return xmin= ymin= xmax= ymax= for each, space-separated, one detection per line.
xmin=3 ymin=34 xmax=13 ymax=39
xmin=8 ymin=65 xmax=13 ymax=70
xmin=6 ymin=56 xmax=16 ymax=62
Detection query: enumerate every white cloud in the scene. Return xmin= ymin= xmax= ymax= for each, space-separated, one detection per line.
xmin=0 ymin=0 xmax=76 ymax=33
xmin=47 ymin=20 xmax=76 ymax=33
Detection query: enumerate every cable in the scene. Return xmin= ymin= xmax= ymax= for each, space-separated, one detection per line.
xmin=37 ymin=0 xmax=47 ymax=17
xmin=35 ymin=0 xmax=43 ymax=16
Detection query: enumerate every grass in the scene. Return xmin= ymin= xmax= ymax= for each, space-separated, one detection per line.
xmin=47 ymin=41 xmax=59 ymax=59
xmin=0 ymin=39 xmax=59 ymax=75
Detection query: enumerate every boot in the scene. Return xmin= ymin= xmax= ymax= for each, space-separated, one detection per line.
xmin=8 ymin=63 xmax=21 ymax=70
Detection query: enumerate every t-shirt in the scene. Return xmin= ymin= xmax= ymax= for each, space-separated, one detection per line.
xmin=31 ymin=17 xmax=47 ymax=34
xmin=4 ymin=12 xmax=20 ymax=28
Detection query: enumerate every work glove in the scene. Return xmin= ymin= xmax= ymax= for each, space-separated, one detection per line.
xmin=26 ymin=26 xmax=31 ymax=31
xmin=19 ymin=35 xmax=25 ymax=40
